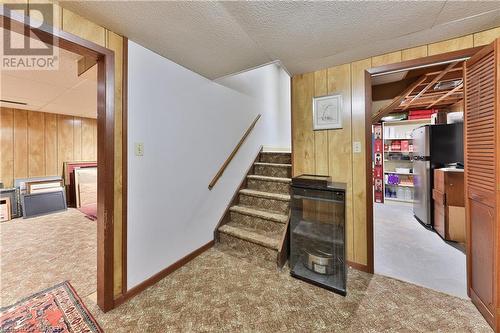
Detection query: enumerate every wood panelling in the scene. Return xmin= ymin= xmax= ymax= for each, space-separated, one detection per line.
xmin=402 ymin=45 xmax=428 ymax=61
xmin=0 ymin=108 xmax=14 ymax=187
xmin=28 ymin=111 xmax=45 ymax=177
xmin=108 ymin=31 xmax=124 ymax=296
xmin=292 ymin=72 xmax=315 ymax=176
xmin=291 ymin=27 xmax=500 ymax=269
xmin=351 ymin=58 xmax=372 ymax=265
xmin=45 ymin=113 xmax=58 ymax=176
xmin=0 ymin=108 xmax=97 ymax=187
xmin=313 ymin=69 xmax=329 ymax=175
xmin=73 ymin=117 xmax=82 ymax=161
xmin=61 ymin=9 xmax=106 ymax=47
xmin=428 ymin=35 xmax=474 ymax=56
xmin=13 ymin=110 xmax=28 ymax=180
xmin=474 ymin=27 xmax=500 ymax=47
xmin=371 ymin=51 xmax=402 ymax=67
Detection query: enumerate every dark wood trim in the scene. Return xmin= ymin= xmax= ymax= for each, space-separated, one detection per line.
xmin=121 ymin=37 xmax=129 ymax=296
xmin=1 ymin=7 xmax=116 ymax=312
xmin=114 ymin=240 xmax=214 ymax=307
xmin=277 ymin=218 xmax=290 ymax=268
xmin=213 ymin=146 xmax=262 ymax=241
xmin=347 ymin=260 xmax=371 ymax=273
xmin=367 ymin=47 xmax=483 ymax=76
xmin=208 ymin=114 xmax=261 ymax=190
xmin=364 ymin=70 xmax=374 ymax=275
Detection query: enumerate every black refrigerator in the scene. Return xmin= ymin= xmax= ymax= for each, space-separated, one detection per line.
xmin=412 ymin=123 xmax=463 ymax=227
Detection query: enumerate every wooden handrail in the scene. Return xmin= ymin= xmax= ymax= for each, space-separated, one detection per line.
xmin=208 ymin=114 xmax=261 ymax=190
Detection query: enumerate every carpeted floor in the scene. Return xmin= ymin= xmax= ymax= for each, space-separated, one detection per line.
xmin=0 ymin=209 xmax=492 ymax=332
xmin=0 ymin=209 xmax=97 ymax=307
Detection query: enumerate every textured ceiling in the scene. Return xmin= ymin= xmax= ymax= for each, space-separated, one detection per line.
xmin=1 ymin=29 xmax=97 ymax=118
xmin=60 ymin=1 xmax=500 ymax=79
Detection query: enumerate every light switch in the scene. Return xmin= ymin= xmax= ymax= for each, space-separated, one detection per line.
xmin=135 ymin=143 xmax=144 ymax=156
xmin=353 ymin=141 xmax=362 ymax=153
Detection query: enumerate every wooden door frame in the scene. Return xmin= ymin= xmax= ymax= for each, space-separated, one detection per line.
xmin=1 ymin=7 xmax=117 ymax=311
xmin=363 ymin=47 xmax=483 ymax=274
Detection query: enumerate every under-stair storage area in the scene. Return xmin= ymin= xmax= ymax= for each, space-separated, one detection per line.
xmin=289 ymin=175 xmax=346 ymax=295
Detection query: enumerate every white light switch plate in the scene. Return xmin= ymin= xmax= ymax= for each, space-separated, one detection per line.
xmin=135 ymin=143 xmax=144 ymax=156
xmin=353 ymin=141 xmax=362 ymax=153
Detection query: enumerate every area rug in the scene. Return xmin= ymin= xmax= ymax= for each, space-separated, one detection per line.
xmin=0 ymin=281 xmax=102 ymax=333
xmin=78 ymin=203 xmax=97 ymax=221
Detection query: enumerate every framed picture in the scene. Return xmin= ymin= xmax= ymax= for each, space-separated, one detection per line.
xmin=312 ymin=94 xmax=343 ymax=130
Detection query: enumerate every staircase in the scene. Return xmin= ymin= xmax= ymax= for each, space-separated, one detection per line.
xmin=217 ymin=151 xmax=292 ymax=270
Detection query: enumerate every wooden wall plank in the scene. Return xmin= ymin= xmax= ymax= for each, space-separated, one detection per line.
xmin=13 ymin=110 xmax=28 ymax=180
xmin=28 ymin=111 xmax=45 ymax=177
xmin=81 ymin=118 xmax=96 ymax=161
xmin=57 ymin=115 xmax=74 ymax=176
xmin=402 ymin=45 xmax=428 ymax=61
xmin=351 ymin=58 xmax=372 ymax=266
xmin=61 ymin=9 xmax=106 ymax=47
xmin=0 ymin=108 xmax=14 ymax=187
xmin=326 ymin=64 xmax=354 ymax=261
xmin=474 ymin=27 xmax=500 ymax=47
xmin=291 ymin=73 xmax=315 ymax=176
xmin=107 ymin=30 xmax=124 ymax=297
xmin=45 ymin=112 xmax=58 ymax=176
xmin=73 ymin=117 xmax=82 ymax=161
xmin=313 ymin=69 xmax=329 ymax=176
xmin=371 ymin=51 xmax=402 ymax=67
xmin=428 ymin=35 xmax=473 ymax=55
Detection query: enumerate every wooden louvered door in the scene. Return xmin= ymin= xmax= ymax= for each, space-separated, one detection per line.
xmin=465 ymin=39 xmax=499 ymax=331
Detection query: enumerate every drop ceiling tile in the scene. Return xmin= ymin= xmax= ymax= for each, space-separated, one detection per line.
xmin=435 ymin=2 xmax=500 ymax=26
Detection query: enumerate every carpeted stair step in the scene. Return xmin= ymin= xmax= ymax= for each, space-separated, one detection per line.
xmin=229 ymin=205 xmax=288 ymax=234
xmin=218 ymin=223 xmax=280 ymax=270
xmin=247 ymin=175 xmax=291 ymax=195
xmin=253 ymin=162 xmax=292 ymax=178
xmin=238 ymin=189 xmax=290 ymax=215
xmin=259 ymin=152 xmax=291 ymax=164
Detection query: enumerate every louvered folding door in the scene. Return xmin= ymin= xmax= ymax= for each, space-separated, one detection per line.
xmin=465 ymin=39 xmax=500 ymax=331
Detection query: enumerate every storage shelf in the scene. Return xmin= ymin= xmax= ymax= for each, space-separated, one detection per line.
xmin=384 ymin=138 xmax=413 ymax=140
xmin=384 ymin=159 xmax=412 ymax=162
xmin=383 ymin=119 xmax=431 ymax=125
xmin=385 ymin=183 xmax=414 ymax=188
xmin=384 ymin=151 xmax=413 ymax=153
xmin=384 ymin=171 xmax=414 ymax=175
xmin=384 ymin=197 xmax=415 ymax=203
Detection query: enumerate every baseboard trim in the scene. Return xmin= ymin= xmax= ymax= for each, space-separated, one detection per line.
xmin=114 ymin=240 xmax=214 ymax=307
xmin=347 ymin=260 xmax=371 ymax=273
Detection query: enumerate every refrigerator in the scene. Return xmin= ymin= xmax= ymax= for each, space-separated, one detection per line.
xmin=412 ymin=123 xmax=463 ymax=227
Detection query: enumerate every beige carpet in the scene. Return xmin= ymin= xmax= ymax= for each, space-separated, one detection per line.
xmin=0 ymin=210 xmax=492 ymax=332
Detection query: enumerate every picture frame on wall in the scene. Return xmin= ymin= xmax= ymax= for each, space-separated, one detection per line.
xmin=312 ymin=94 xmax=343 ymax=130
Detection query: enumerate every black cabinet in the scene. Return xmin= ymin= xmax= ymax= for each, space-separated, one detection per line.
xmin=289 ymin=175 xmax=347 ymax=295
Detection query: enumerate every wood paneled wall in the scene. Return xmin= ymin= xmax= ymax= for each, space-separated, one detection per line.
xmin=0 ymin=107 xmax=97 ymax=187
xmin=2 ymin=0 xmax=126 ymax=297
xmin=292 ymin=27 xmax=500 ymax=268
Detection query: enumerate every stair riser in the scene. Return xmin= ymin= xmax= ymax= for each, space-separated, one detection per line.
xmin=254 ymin=165 xmax=291 ymax=178
xmin=260 ymin=153 xmax=291 ymax=164
xmin=218 ymin=233 xmax=278 ymax=270
xmin=230 ymin=211 xmax=284 ymax=235
xmin=239 ymin=194 xmax=289 ymax=215
xmin=247 ymin=179 xmax=290 ymax=195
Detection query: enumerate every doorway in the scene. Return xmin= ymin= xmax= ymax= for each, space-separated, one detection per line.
xmin=1 ymin=8 xmax=116 ymax=311
xmin=369 ymin=59 xmax=467 ymax=297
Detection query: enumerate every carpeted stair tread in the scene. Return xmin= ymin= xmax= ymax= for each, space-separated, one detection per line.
xmin=247 ymin=175 xmax=291 ymax=183
xmin=230 ymin=205 xmax=289 ymax=224
xmin=218 ymin=224 xmax=280 ymax=250
xmin=254 ymin=162 xmax=292 ymax=168
xmin=239 ymin=189 xmax=290 ymax=201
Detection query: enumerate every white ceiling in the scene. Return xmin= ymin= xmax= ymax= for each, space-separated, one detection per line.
xmin=1 ymin=28 xmax=97 ymax=118
xmin=55 ymin=2 xmax=500 ymax=78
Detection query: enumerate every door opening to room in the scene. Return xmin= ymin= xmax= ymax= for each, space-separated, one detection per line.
xmin=369 ymin=58 xmax=468 ymax=298
xmin=1 ymin=9 xmax=117 ymax=312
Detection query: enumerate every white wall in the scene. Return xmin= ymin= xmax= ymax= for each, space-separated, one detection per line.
xmin=127 ymin=42 xmax=291 ymax=289
xmin=216 ymin=63 xmax=291 ymax=151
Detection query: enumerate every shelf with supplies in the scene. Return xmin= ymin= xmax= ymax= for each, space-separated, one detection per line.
xmin=384 ymin=171 xmax=414 ymax=175
xmin=384 ymin=151 xmax=413 ymax=153
xmin=385 ymin=183 xmax=414 ymax=188
xmin=384 ymin=137 xmax=413 ymax=140
xmin=384 ymin=197 xmax=415 ymax=204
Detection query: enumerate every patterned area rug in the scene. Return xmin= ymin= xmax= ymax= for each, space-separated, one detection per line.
xmin=0 ymin=281 xmax=102 ymax=333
